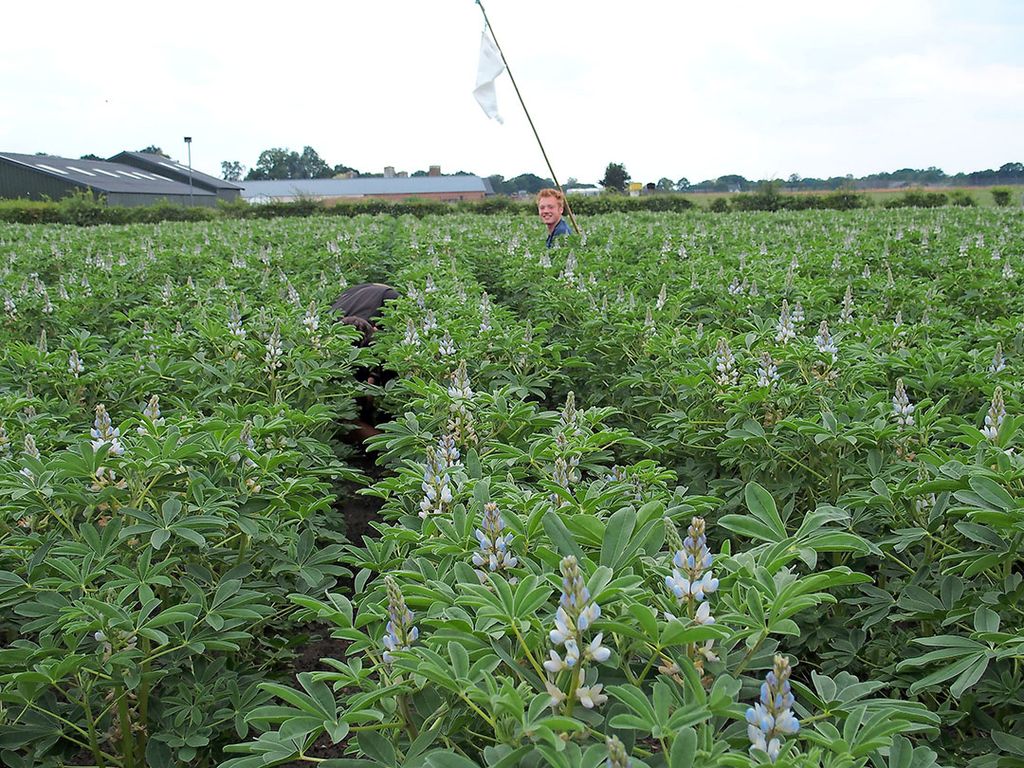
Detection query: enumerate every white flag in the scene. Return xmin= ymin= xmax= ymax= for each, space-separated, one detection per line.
xmin=473 ymin=29 xmax=505 ymax=124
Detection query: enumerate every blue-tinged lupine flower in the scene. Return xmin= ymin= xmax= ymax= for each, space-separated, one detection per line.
xmin=606 ymin=735 xmax=631 ymax=768
xmin=746 ymin=654 xmax=800 ymax=763
xmin=91 ymin=405 xmax=124 ymax=457
xmin=559 ymin=391 xmax=583 ymax=436
xmin=714 ymin=338 xmax=739 ymax=386
xmin=419 ymin=447 xmax=453 ymax=518
xmin=438 ymin=331 xmax=456 ymax=357
xmin=831 ymin=253 xmax=842 ymax=271
xmin=983 ymin=387 xmax=1006 ymax=441
xmin=991 ymin=343 xmax=1006 ymax=374
xmin=285 ymin=282 xmax=301 ymax=306
xmin=41 ymin=289 xmax=53 ymax=315
xmin=436 ymin=434 xmax=461 ymax=468
xmin=665 ymin=518 xmax=720 ymax=669
xmin=23 ymin=433 xmax=39 ymax=460
xmin=546 ymin=556 xmax=611 ymax=709
xmin=448 ymin=360 xmax=473 ymax=399
xmin=0 ymin=422 xmax=10 ymax=460
xmin=791 ymin=302 xmax=805 ymax=325
xmin=68 ymin=349 xmax=84 ymax=377
xmin=4 ymin=295 xmax=16 ymax=319
xmin=776 ymin=301 xmax=796 ymax=345
xmin=424 ymin=274 xmax=437 ymax=293
xmin=472 ymin=501 xmax=517 ymax=578
xmin=814 ymin=320 xmax=837 ymax=361
xmin=1002 ymin=260 xmax=1015 ymax=280
xmin=382 ymin=575 xmax=418 ymax=664
xmin=656 ymin=283 xmax=667 ymax=311
xmin=892 ymin=379 xmax=915 ymax=428
xmin=447 ymin=401 xmax=478 ymax=447
xmin=757 ymin=352 xmax=779 ymax=389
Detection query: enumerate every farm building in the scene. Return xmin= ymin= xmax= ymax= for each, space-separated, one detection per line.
xmin=241 ymin=175 xmax=492 ymax=205
xmin=0 ymin=152 xmax=219 ymax=207
xmin=109 ymin=151 xmax=242 ymax=202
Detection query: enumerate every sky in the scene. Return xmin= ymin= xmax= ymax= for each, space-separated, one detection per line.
xmin=2 ymin=1 xmax=1022 ymax=186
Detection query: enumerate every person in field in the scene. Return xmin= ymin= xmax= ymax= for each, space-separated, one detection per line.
xmin=537 ymin=188 xmax=572 ymax=248
xmin=331 ymin=283 xmax=399 ymax=440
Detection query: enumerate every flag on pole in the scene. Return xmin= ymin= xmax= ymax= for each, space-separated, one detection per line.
xmin=473 ymin=28 xmax=505 ymax=123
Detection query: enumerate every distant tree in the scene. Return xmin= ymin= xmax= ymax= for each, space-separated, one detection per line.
xmin=138 ymin=145 xmax=168 ymax=157
xmin=332 ymin=163 xmax=359 ymax=177
xmin=601 ymin=162 xmax=630 ymax=192
xmin=79 ymin=154 xmax=104 ymax=161
xmin=486 ymin=174 xmax=506 ymax=193
xmin=675 ymin=177 xmax=690 ymax=191
xmin=656 ymin=177 xmax=675 ymax=191
xmin=453 ymin=170 xmax=474 ymax=176
xmin=787 ymin=173 xmax=801 ymax=185
xmin=246 ymin=147 xmax=334 ymax=180
xmin=221 ymin=161 xmax=245 ymax=181
xmin=506 ymin=173 xmax=554 ymax=195
xmin=992 ymin=187 xmax=1013 ymax=207
xmin=412 ymin=170 xmax=429 ymax=177
xmin=298 ymin=146 xmax=332 ymax=179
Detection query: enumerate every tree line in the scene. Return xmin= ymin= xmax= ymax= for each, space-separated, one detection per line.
xmin=213 ymin=146 xmax=1024 ymax=193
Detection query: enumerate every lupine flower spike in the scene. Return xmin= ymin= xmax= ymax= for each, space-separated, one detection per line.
xmin=757 ymin=353 xmax=780 ymax=389
xmin=68 ymin=349 xmax=84 ymax=377
xmin=382 ymin=576 xmax=418 ymax=664
xmin=892 ymin=379 xmax=915 ymax=428
xmin=746 ymin=654 xmax=800 ymax=763
xmin=775 ymin=300 xmax=795 ymax=344
xmin=472 ymin=501 xmax=518 ymax=580
xmin=91 ymin=405 xmax=124 ymax=456
xmin=714 ymin=338 xmax=739 ymax=386
xmin=544 ymin=556 xmax=610 ymax=710
xmin=991 ymin=343 xmax=1006 ymax=374
xmin=606 ymin=736 xmax=632 ymax=768
xmin=814 ymin=321 xmax=837 ymax=361
xmin=983 ymin=386 xmax=1006 ymax=441
xmin=419 ymin=447 xmax=453 ymax=518
xmin=665 ymin=517 xmax=720 ymax=670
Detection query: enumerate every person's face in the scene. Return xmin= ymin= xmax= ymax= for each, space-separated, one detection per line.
xmin=538 ymin=196 xmax=563 ymax=226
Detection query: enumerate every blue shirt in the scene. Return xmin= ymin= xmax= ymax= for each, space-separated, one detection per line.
xmin=546 ymin=218 xmax=571 ymax=248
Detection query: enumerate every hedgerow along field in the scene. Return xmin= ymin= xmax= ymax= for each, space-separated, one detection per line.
xmin=0 ymin=207 xmax=1021 ymax=768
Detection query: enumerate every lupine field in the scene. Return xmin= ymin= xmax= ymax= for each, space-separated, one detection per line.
xmin=1 ymin=206 xmax=1023 ymax=768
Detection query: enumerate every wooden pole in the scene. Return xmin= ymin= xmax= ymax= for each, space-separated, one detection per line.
xmin=475 ymin=0 xmax=582 ymax=236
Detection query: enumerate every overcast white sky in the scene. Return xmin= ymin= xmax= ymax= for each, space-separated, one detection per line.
xmin=2 ymin=1 xmax=1021 ymax=185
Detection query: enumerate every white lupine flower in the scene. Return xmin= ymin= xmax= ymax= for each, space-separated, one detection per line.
xmin=90 ymin=405 xmax=124 ymax=457
xmin=656 ymin=283 xmax=667 ymax=310
xmin=422 ymin=310 xmax=438 ymax=333
xmin=285 ymin=283 xmax=301 ymax=306
xmin=448 ymin=361 xmax=473 ymax=399
xmin=839 ymin=285 xmax=854 ymax=324
xmin=1003 ymin=260 xmax=1015 ymax=280
xmin=227 ymin=304 xmax=246 ymax=339
xmin=757 ymin=352 xmax=779 ymax=388
xmin=831 ymin=253 xmax=842 ymax=271
xmin=402 ymin=317 xmax=420 ymax=346
xmin=727 ymin=277 xmax=743 ymax=295
xmin=991 ymin=343 xmax=1006 ymax=374
xmin=862 ymin=264 xmax=871 ymax=279
xmin=302 ymin=301 xmax=320 ymax=335
xmin=775 ymin=300 xmax=796 ymax=344
xmin=815 ymin=321 xmax=838 ymax=361
xmin=4 ymin=295 xmax=16 ymax=318
xmin=982 ymin=387 xmax=1006 ymax=441
xmin=892 ymin=379 xmax=915 ymax=428
xmin=438 ymin=331 xmax=456 ymax=357
xmin=68 ymin=350 xmax=84 ymax=377
xmin=791 ymin=302 xmax=805 ymax=325
xmin=264 ymin=324 xmax=283 ymax=372
xmin=138 ymin=395 xmax=164 ymax=435
xmin=713 ymin=338 xmax=739 ymax=386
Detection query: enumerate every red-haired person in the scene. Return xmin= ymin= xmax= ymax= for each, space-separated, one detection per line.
xmin=537 ymin=188 xmax=571 ymax=248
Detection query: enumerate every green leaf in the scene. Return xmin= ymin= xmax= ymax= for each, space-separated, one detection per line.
xmin=669 ymin=726 xmax=697 ymax=768
xmin=744 ymin=482 xmax=786 ymax=540
xmin=600 ymin=507 xmax=637 ymax=569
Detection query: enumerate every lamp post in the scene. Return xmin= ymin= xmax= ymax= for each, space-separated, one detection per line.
xmin=183 ymin=136 xmax=193 ymax=207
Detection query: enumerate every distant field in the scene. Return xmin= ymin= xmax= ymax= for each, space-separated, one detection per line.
xmin=680 ymin=184 xmax=1023 ymax=208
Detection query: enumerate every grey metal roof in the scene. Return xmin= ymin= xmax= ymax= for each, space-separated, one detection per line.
xmin=109 ymin=151 xmax=242 ymax=191
xmin=0 ymin=152 xmax=215 ymax=197
xmin=240 ymin=176 xmax=488 ymax=199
